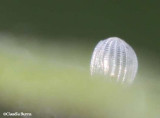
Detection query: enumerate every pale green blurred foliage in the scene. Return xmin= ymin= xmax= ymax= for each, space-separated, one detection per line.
xmin=0 ymin=35 xmax=159 ymax=118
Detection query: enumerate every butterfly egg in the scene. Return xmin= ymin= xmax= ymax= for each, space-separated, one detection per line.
xmin=90 ymin=37 xmax=138 ymax=84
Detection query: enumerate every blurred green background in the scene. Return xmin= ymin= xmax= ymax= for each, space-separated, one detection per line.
xmin=0 ymin=1 xmax=159 ymax=118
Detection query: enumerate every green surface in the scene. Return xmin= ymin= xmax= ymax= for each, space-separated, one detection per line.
xmin=0 ymin=35 xmax=159 ymax=118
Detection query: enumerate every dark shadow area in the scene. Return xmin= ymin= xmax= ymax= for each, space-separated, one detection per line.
xmin=0 ymin=0 xmax=159 ymax=53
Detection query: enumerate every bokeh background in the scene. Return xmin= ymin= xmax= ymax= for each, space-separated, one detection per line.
xmin=0 ymin=1 xmax=159 ymax=118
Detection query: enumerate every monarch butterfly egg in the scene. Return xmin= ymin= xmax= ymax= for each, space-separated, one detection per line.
xmin=90 ymin=37 xmax=138 ymax=84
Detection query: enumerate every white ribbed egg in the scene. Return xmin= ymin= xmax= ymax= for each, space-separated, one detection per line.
xmin=90 ymin=37 xmax=138 ymax=84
